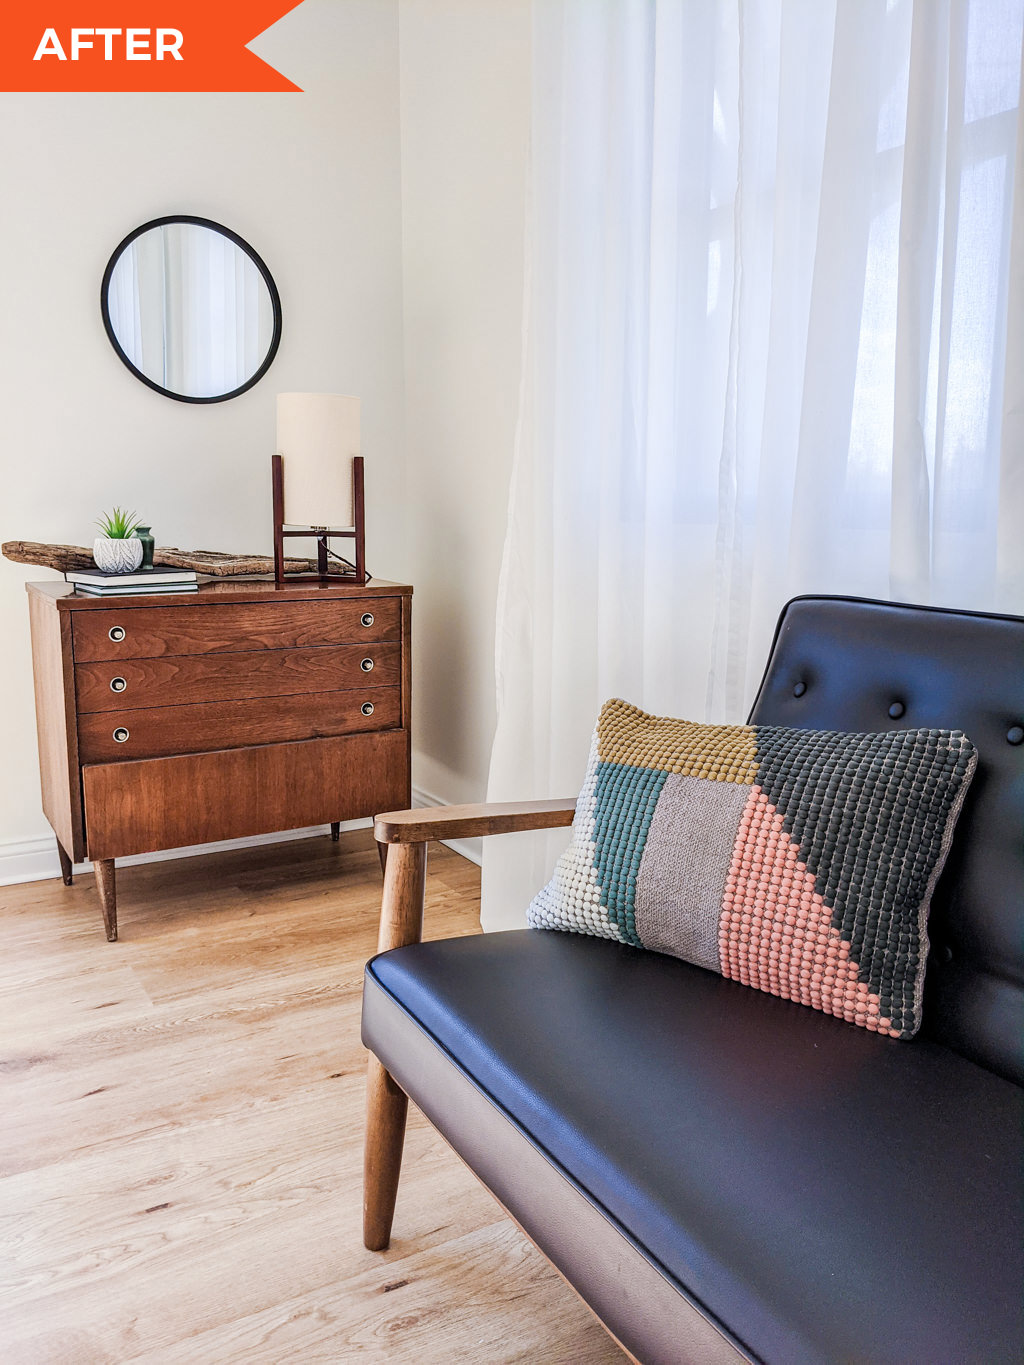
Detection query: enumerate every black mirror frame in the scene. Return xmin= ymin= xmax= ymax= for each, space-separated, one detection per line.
xmin=100 ymin=214 xmax=283 ymax=405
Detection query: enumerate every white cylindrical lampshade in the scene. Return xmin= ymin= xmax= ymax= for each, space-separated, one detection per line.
xmin=276 ymin=392 xmax=360 ymax=528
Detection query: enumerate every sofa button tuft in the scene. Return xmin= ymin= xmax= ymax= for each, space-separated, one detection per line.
xmin=1007 ymin=725 xmax=1024 ymax=745
xmin=793 ymin=681 xmax=807 ymax=697
xmin=888 ymin=701 xmax=905 ymax=719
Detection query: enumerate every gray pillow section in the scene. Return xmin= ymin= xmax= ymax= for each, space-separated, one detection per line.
xmin=634 ymin=774 xmax=750 ymax=972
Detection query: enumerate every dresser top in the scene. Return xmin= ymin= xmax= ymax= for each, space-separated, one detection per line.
xmin=27 ymin=577 xmax=412 ymax=612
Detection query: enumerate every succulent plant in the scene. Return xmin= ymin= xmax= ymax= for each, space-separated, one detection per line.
xmin=95 ymin=507 xmax=142 ymax=539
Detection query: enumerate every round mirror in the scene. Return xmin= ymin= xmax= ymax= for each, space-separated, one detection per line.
xmin=101 ymin=215 xmax=282 ymax=403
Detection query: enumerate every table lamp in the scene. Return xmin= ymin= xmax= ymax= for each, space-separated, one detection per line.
xmin=272 ymin=392 xmax=366 ymax=584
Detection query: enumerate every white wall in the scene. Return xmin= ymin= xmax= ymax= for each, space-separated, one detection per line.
xmin=0 ymin=1 xmax=406 ymax=874
xmin=0 ymin=0 xmax=531 ymax=883
xmin=399 ymin=0 xmax=531 ymax=807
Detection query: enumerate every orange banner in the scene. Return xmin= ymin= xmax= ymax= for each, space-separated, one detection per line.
xmin=0 ymin=2 xmax=305 ymax=92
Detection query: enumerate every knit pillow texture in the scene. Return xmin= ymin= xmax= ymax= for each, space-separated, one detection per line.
xmin=527 ymin=699 xmax=977 ymax=1039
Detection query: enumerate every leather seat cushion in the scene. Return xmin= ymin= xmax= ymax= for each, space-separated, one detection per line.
xmin=363 ymin=928 xmax=1024 ymax=1365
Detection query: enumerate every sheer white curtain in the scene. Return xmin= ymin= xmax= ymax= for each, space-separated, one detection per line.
xmin=483 ymin=0 xmax=1024 ymax=929
xmin=163 ymin=223 xmax=273 ymax=397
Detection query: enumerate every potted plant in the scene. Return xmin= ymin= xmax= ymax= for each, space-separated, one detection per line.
xmin=93 ymin=507 xmax=144 ymax=574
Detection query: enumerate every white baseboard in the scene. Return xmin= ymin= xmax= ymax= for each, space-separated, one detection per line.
xmin=0 ymin=786 xmax=482 ymax=890
xmin=410 ymin=784 xmax=482 ymax=867
xmin=0 ymin=836 xmax=74 ymax=887
xmin=0 ymin=819 xmax=371 ymax=888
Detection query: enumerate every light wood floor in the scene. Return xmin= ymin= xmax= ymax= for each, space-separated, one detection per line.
xmin=0 ymin=831 xmax=626 ymax=1363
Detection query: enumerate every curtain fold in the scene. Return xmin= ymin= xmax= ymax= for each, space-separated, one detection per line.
xmin=483 ymin=0 xmax=1024 ymax=930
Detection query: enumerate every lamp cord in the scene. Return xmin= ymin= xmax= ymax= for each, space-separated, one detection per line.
xmin=324 ymin=541 xmax=372 ymax=583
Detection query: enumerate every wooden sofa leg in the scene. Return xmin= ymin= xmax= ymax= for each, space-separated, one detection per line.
xmin=363 ymin=1057 xmax=410 ymax=1250
xmin=376 ymin=841 xmax=427 ymax=953
xmin=363 ymin=839 xmax=427 ymax=1250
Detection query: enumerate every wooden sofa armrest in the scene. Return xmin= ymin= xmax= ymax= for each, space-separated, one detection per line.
xmin=374 ymin=798 xmax=576 ymax=846
xmin=372 ymin=799 xmax=575 ymax=955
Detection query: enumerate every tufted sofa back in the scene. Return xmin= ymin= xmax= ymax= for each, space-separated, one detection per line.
xmin=748 ymin=595 xmax=1024 ymax=1084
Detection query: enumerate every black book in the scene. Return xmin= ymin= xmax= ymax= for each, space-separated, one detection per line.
xmin=72 ymin=582 xmax=200 ymax=596
xmin=66 ymin=567 xmax=199 ymax=587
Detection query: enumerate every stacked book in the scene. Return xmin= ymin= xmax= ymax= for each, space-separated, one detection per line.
xmin=65 ymin=567 xmax=200 ymax=597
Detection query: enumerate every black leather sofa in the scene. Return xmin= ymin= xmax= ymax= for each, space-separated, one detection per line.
xmin=361 ymin=596 xmax=1024 ymax=1364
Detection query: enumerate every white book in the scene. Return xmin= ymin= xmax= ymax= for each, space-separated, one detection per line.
xmin=66 ymin=567 xmax=199 ymax=587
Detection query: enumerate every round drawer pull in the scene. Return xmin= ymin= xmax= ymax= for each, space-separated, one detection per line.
xmin=112 ymin=727 xmax=130 ymax=743
xmin=108 ymin=625 xmax=126 ymax=643
xmin=110 ymin=677 xmax=127 ymax=693
xmin=360 ymin=612 xmax=374 ymax=627
xmin=360 ymin=657 xmax=374 ymax=672
xmin=360 ymin=701 xmax=375 ymax=716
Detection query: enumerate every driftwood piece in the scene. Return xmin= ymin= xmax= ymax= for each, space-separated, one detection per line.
xmin=151 ymin=547 xmax=321 ymax=576
xmin=2 ymin=541 xmax=320 ymax=577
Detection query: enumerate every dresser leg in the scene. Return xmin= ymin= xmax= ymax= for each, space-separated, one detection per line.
xmin=56 ymin=839 xmax=74 ymax=886
xmin=94 ymin=859 xmax=117 ymax=942
xmin=330 ymin=822 xmax=341 ymax=842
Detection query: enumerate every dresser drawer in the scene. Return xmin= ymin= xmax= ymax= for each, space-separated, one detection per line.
xmin=72 ymin=597 xmax=401 ymax=663
xmin=75 ymin=643 xmax=401 ymax=713
xmin=77 ymin=686 xmax=401 ymax=763
xmin=82 ymin=730 xmax=411 ymax=859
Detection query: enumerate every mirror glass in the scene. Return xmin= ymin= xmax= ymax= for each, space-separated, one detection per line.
xmin=101 ymin=216 xmax=282 ymax=403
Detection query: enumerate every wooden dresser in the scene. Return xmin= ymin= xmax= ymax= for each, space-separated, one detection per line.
xmin=26 ymin=578 xmax=412 ymax=940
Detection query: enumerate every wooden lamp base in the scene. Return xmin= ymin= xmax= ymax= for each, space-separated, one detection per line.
xmin=272 ymin=454 xmax=367 ymax=585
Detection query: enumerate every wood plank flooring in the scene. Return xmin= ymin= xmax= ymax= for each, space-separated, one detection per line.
xmin=0 ymin=832 xmax=626 ymax=1363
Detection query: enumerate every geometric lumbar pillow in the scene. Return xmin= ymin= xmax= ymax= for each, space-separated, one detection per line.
xmin=528 ymin=700 xmax=977 ymax=1038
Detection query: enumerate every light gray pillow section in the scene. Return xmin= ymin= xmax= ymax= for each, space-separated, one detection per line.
xmin=634 ymin=774 xmax=750 ymax=972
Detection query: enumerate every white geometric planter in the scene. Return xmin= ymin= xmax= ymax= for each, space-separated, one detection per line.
xmin=93 ymin=536 xmax=144 ymax=574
